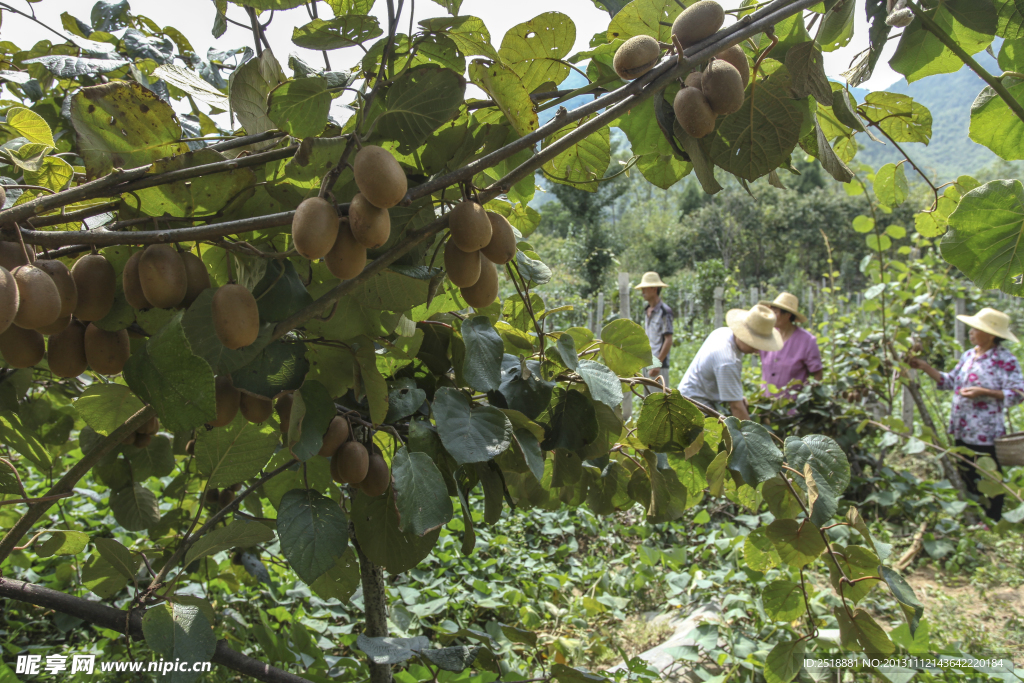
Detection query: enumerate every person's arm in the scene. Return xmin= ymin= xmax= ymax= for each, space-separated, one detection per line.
xmin=729 ymin=399 xmax=749 ymax=420
xmin=657 ymin=334 xmax=673 ymax=363
xmin=909 ymin=356 xmax=955 ymax=387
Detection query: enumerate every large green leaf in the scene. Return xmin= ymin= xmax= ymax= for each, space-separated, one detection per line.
xmin=636 ymin=153 xmax=692 ymax=190
xmin=498 ymin=12 xmax=575 ymax=93
xmin=287 ymin=380 xmax=336 ymax=462
xmin=433 ymin=388 xmax=512 ymax=464
xmin=710 ymin=67 xmax=806 ymax=182
xmin=268 ymin=78 xmax=331 ymax=138
xmin=786 ymin=42 xmax=832 ymax=104
xmin=182 ymin=289 xmax=273 ymax=376
xmin=228 ymin=49 xmax=285 ymax=141
xmin=125 ymin=435 xmax=175 ymax=481
xmin=941 ymin=179 xmax=1024 ymax=294
xmin=352 ymin=487 xmax=441 ymax=574
xmin=542 ymin=388 xmax=599 ymax=451
xmin=278 ymin=488 xmax=349 ymax=586
xmin=73 ymin=384 xmax=144 ymax=437
xmin=880 ymin=565 xmax=924 ymax=636
xmin=890 ymin=0 xmax=996 ymax=83
xmin=785 ymin=434 xmax=849 ymax=526
xmin=5 ymin=107 xmax=54 ymax=147
xmin=132 ymin=148 xmax=256 ymax=218
xmin=110 ymin=483 xmax=161 ymax=532
xmin=970 ymin=77 xmax=1024 ymax=160
xmin=141 ymin=603 xmax=217 ymax=683
xmin=35 ymin=530 xmax=89 ymax=558
xmin=606 ymin=0 xmax=682 ymax=42
xmin=642 ymin=450 xmax=689 ymax=523
xmin=184 ymin=520 xmax=276 ymax=567
xmin=542 ymin=119 xmax=610 ymax=189
xmin=599 ymin=318 xmax=653 ymax=376
xmin=0 ymin=411 xmax=49 ymax=471
xmin=637 ymin=392 xmax=703 ymax=452
xmin=392 ymin=448 xmax=454 ymax=536
xmin=462 ymin=316 xmax=503 ymax=392
xmin=764 ymin=640 xmax=805 ymax=683
xmin=418 ymin=16 xmax=499 ymax=60
xmin=835 ymin=607 xmax=896 ymax=654
xmin=69 ymin=81 xmax=188 ymax=178
xmin=469 ymin=61 xmax=538 ymax=139
xmin=873 ymin=162 xmax=909 ymax=209
xmin=292 ymin=15 xmax=383 ymax=50
xmin=123 ymin=313 xmax=217 ymax=434
xmin=576 ymin=359 xmax=623 ymax=409
xmin=744 ymin=527 xmax=782 ymax=571
xmin=725 ymin=418 xmax=784 ymax=487
xmin=310 ymin=547 xmax=361 ymax=601
xmin=766 ymin=518 xmax=826 ymax=568
xmin=230 ymin=339 xmax=310 ymax=398
xmin=859 ymin=92 xmax=932 ymax=144
xmin=828 ymin=544 xmax=881 ymax=603
xmin=763 ymin=580 xmax=806 ymax=622
xmin=195 ymin=412 xmax=279 ymax=488
xmin=253 ymin=260 xmax=314 ymax=324
xmin=377 ymin=65 xmax=466 ymax=152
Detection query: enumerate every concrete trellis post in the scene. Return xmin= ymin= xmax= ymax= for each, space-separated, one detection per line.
xmin=596 ymin=292 xmax=605 ymax=332
xmin=955 ymin=297 xmax=966 ymax=348
xmin=902 ymin=369 xmax=916 ymax=432
xmin=750 ymin=286 xmax=759 ymax=307
xmin=713 ymin=286 xmax=724 ymax=327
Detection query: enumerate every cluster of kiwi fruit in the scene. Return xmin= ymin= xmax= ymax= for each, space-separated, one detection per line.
xmin=275 ymin=394 xmax=390 ymax=497
xmin=612 ymin=0 xmax=750 ymax=139
xmin=290 ymin=145 xmax=407 ymax=282
xmin=123 ymin=415 xmax=160 ymax=448
xmin=444 ymin=202 xmax=516 ymax=309
xmin=0 ymin=242 xmax=130 ymax=376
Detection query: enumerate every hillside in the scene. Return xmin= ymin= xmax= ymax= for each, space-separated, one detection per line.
xmin=850 ymin=52 xmax=1000 ymax=182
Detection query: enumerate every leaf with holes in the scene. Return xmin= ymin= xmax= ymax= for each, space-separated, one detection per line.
xmin=469 ymin=61 xmax=538 ymax=139
xmin=542 ymin=119 xmax=610 ymax=189
xmin=292 ymin=15 xmax=383 ymax=50
xmin=942 ymin=179 xmax=1024 ymax=294
xmin=498 ymin=12 xmax=576 ymax=93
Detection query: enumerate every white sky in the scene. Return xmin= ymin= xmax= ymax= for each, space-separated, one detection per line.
xmin=2 ymin=0 xmax=903 ymax=94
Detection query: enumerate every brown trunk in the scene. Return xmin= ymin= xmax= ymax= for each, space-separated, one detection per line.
xmin=354 ymin=530 xmax=392 ymax=683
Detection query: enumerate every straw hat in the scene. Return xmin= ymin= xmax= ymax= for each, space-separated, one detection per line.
xmin=957 ymin=307 xmax=1019 ymax=343
xmin=727 ymin=304 xmax=784 ymax=351
xmin=758 ymin=292 xmax=807 ymax=324
xmin=634 ymin=271 xmax=669 ymax=289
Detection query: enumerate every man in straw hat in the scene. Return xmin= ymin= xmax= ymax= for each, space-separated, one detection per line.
xmin=910 ymin=307 xmax=1024 ymax=521
xmin=759 ymin=292 xmax=823 ymax=398
xmin=678 ymin=304 xmax=782 ymax=419
xmin=635 ymin=272 xmax=674 ymax=389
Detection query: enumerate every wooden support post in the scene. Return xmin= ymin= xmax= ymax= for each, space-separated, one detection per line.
xmin=619 ymin=273 xmax=632 ymax=420
xmin=902 ymin=368 xmax=915 ymax=433
xmin=713 ymin=286 xmax=724 ymax=327
xmin=955 ymin=297 xmax=966 ymax=348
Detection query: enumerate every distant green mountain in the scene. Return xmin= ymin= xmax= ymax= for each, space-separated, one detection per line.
xmin=849 ymin=52 xmax=1001 ymax=182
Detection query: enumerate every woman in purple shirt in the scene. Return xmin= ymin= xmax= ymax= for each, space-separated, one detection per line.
xmin=910 ymin=307 xmax=1024 ymax=521
xmin=758 ymin=293 xmax=823 ymax=398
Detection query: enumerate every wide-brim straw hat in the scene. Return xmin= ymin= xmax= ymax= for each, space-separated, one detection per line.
xmin=957 ymin=307 xmax=1019 ymax=343
xmin=727 ymin=304 xmax=784 ymax=351
xmin=634 ymin=271 xmax=668 ymax=289
xmin=758 ymin=292 xmax=807 ymax=324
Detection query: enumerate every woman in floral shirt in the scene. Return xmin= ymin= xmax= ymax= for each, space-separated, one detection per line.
xmin=911 ymin=307 xmax=1024 ymax=521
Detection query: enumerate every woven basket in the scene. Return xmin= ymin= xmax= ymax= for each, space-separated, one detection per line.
xmin=995 ymin=431 xmax=1024 ymax=467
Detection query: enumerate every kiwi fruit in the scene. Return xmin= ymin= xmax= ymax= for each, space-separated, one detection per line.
xmin=139 ymin=416 xmax=159 ymax=435
xmin=123 ymin=431 xmax=139 ymax=447
xmin=716 ymin=44 xmax=750 ymax=87
xmin=448 ymin=201 xmax=492 ymax=252
xmin=139 ymin=244 xmax=187 ymax=309
xmin=348 ymin=193 xmax=391 ymax=249
xmin=37 ymin=314 xmax=71 ymax=336
xmin=684 ymin=71 xmax=704 ymax=90
xmin=185 ymin=438 xmax=195 ymax=455
xmin=318 ymin=416 xmax=352 ymax=457
xmin=332 ymin=440 xmax=369 ymax=484
xmin=239 ymin=393 xmax=273 ymax=423
xmin=672 ymin=0 xmax=725 ymax=50
xmin=210 ymin=375 xmax=241 ymax=427
xmin=0 ymin=266 xmax=19 ymax=335
xmin=292 ymin=196 xmax=340 ymax=260
xmin=613 ymin=35 xmax=661 ymax=80
xmin=0 ymin=186 xmax=5 ymax=209
xmin=71 ymin=254 xmax=116 ymax=321
xmin=135 ymin=433 xmax=152 ymax=448
xmin=444 ymin=241 xmax=482 ymax=288
xmin=12 ymin=265 xmax=61 ymax=330
xmin=0 ymin=324 xmax=44 ymax=368
xmin=460 ymin=255 xmax=499 ymax=309
xmin=122 ymin=251 xmax=149 ymax=310
xmin=276 ymin=393 xmax=293 ymax=434
xmin=47 ymin=320 xmax=88 ymax=378
xmin=482 ymin=212 xmax=517 ymax=265
xmin=212 ymin=284 xmax=260 ymax=350
xmin=34 ymin=260 xmax=78 ymax=318
xmin=84 ymin=324 xmax=130 ymax=375
xmin=180 ymin=251 xmax=211 ymax=308
xmin=206 ymin=488 xmax=220 ymax=505
xmin=674 ymin=87 xmax=717 ymax=138
xmin=325 ymin=218 xmax=367 ymax=280
xmin=359 ymin=450 xmax=390 ymax=496
xmin=702 ymin=59 xmax=745 ymax=115
xmin=353 ymin=145 xmax=408 ymax=209
xmin=218 ymin=488 xmax=235 ymax=508
xmin=0 ymin=242 xmax=32 ymax=271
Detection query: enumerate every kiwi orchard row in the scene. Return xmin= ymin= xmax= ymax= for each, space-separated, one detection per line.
xmin=613 ymin=0 xmax=750 ymax=139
